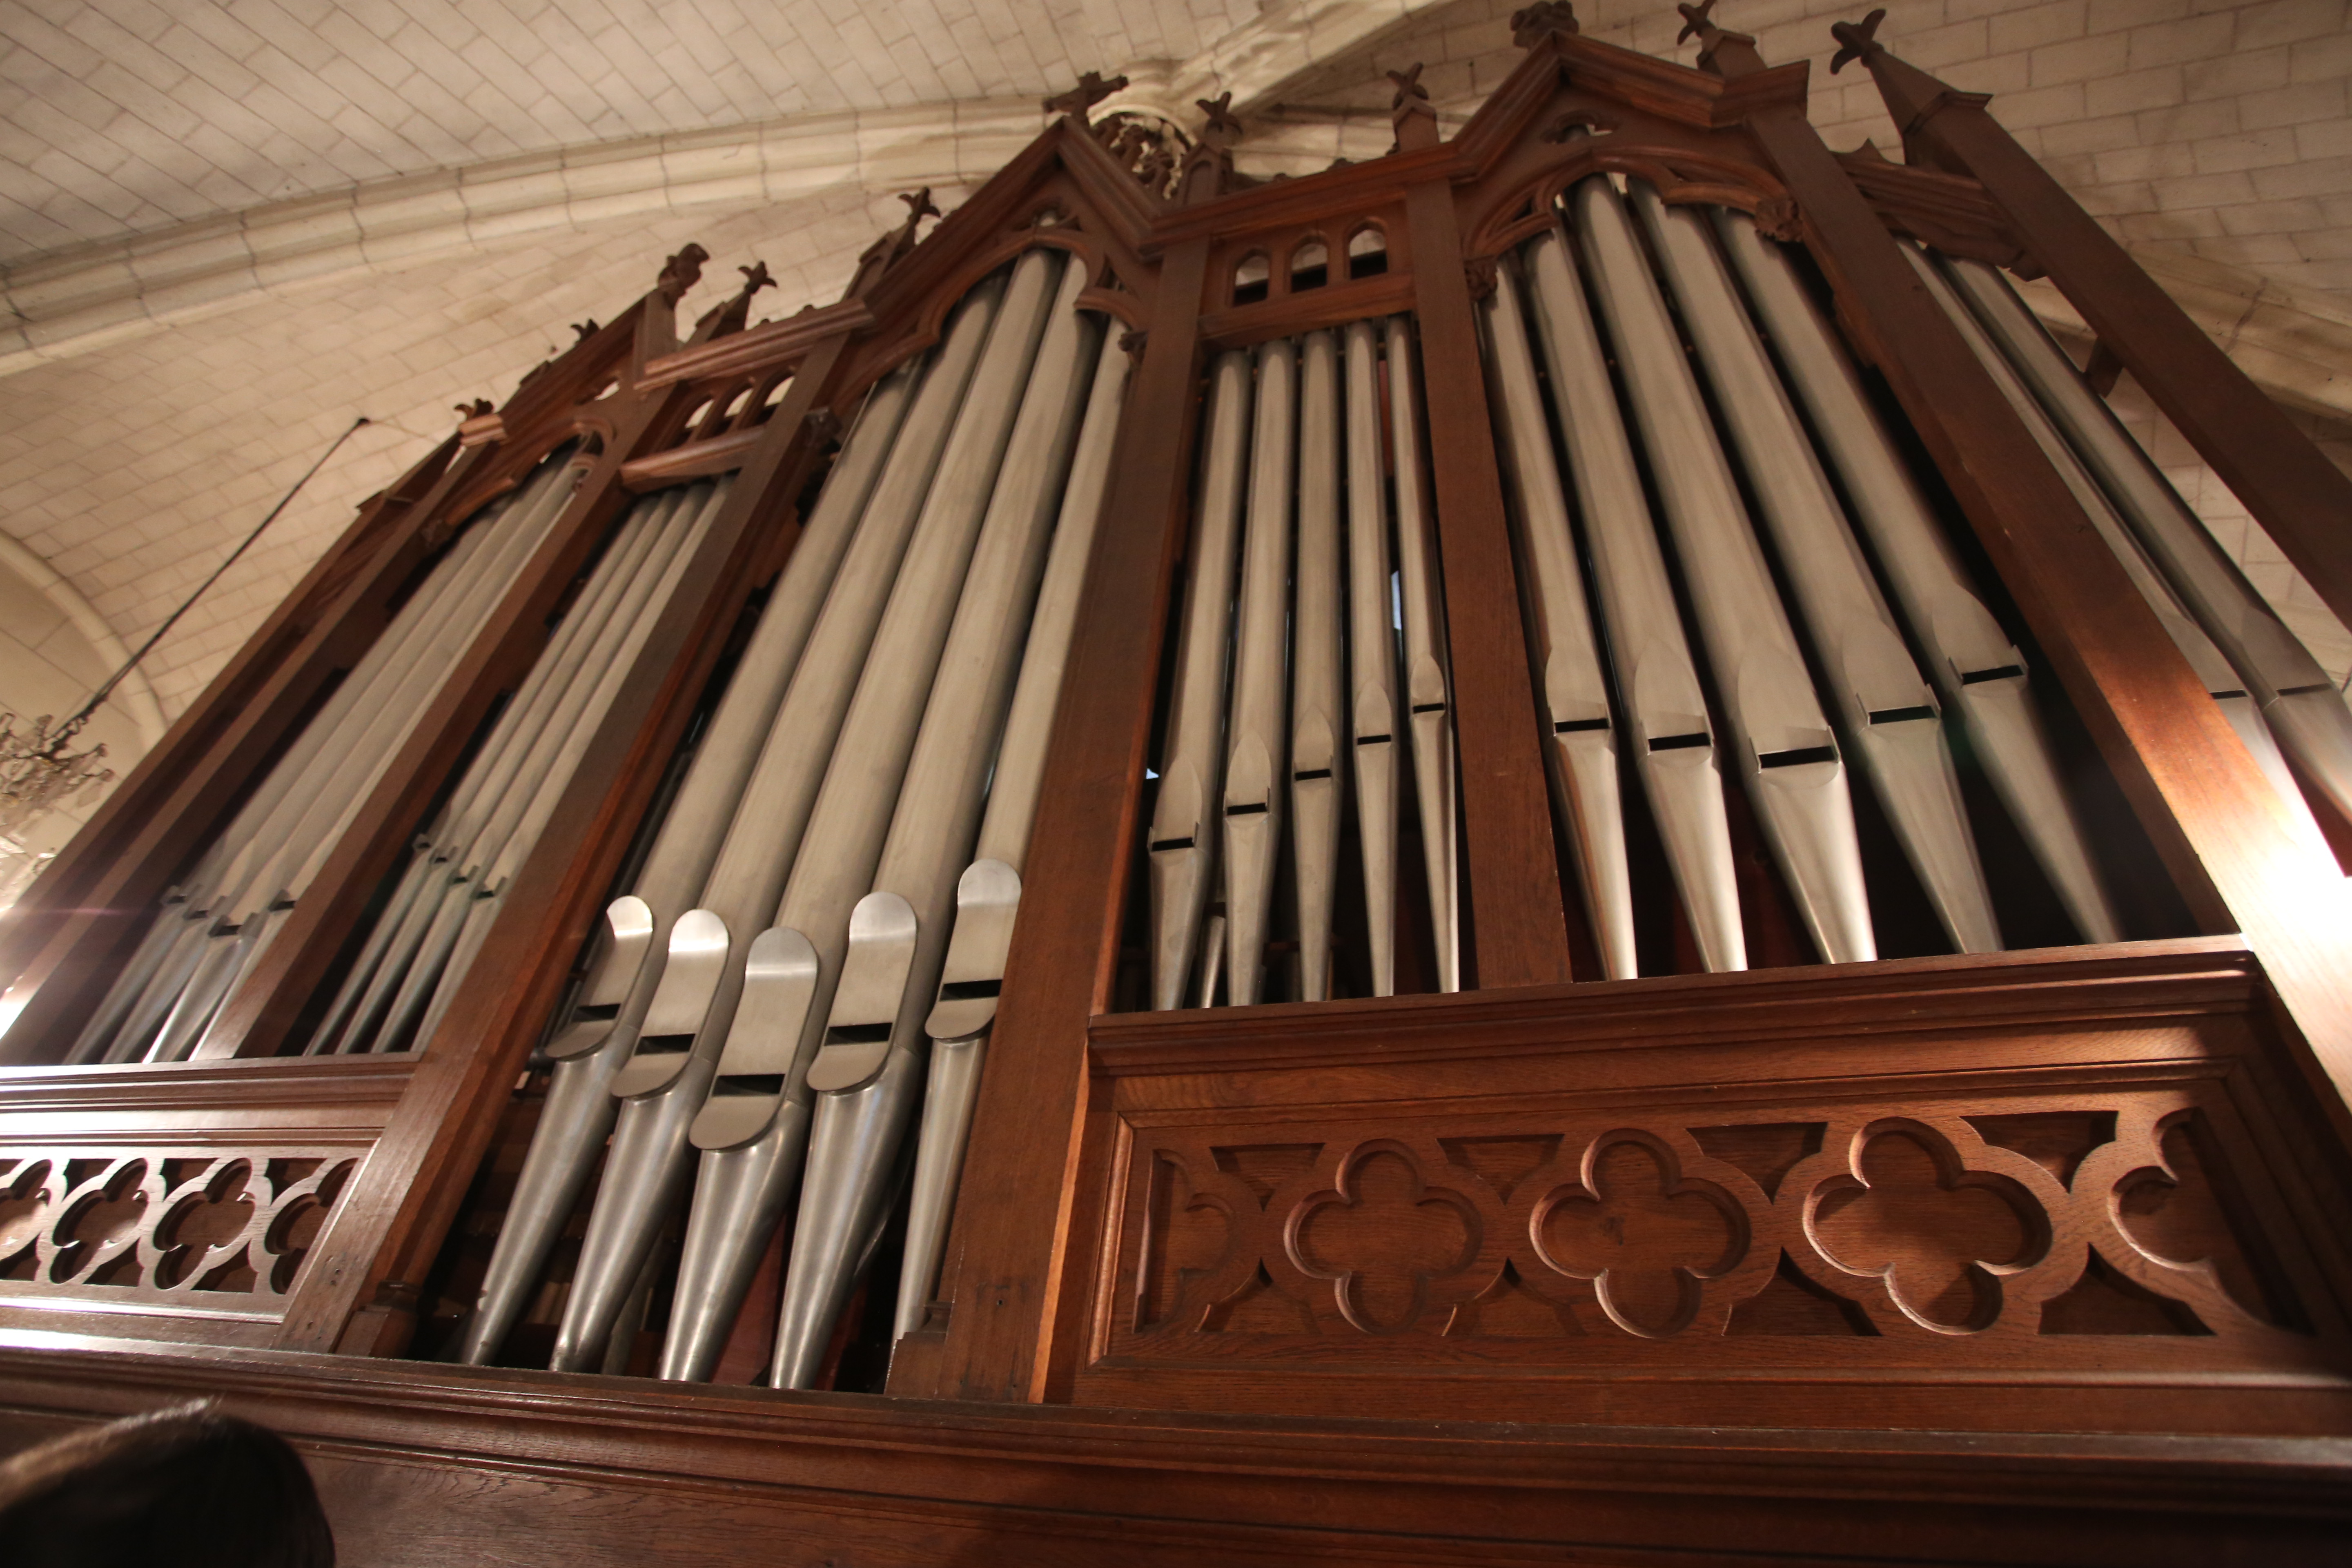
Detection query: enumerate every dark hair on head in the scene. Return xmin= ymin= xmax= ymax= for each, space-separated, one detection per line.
xmin=0 ymin=1400 xmax=334 ymax=1568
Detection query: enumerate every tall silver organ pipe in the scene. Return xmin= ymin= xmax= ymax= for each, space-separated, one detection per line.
xmin=1634 ymin=189 xmax=2000 ymax=956
xmin=1290 ymin=331 xmax=1345 ymax=1003
xmin=1944 ymin=255 xmax=2352 ymax=832
xmin=896 ymin=328 xmax=1131 ymax=1342
xmin=1479 ymin=252 xmax=1633 ymax=978
xmin=772 ymin=259 xmax=1103 ymax=1388
xmin=1519 ymin=227 xmax=1744 ymax=973
xmin=454 ymin=366 xmax=918 ymax=1367
xmin=1902 ymin=243 xmax=2324 ymax=849
xmin=1341 ymin=321 xmax=1402 ymax=996
xmin=1147 ymin=350 xmax=1252 ymax=1009
xmin=1384 ymin=318 xmax=1462 ymax=993
xmin=69 ymin=450 xmax=588 ymax=1066
xmin=661 ymin=248 xmax=1065 ymax=1381
xmin=1223 ymin=339 xmax=1298 ymax=1007
xmin=547 ymin=280 xmax=1007 ymax=1375
xmin=1711 ymin=215 xmax=2122 ymax=945
xmin=1577 ymin=176 xmax=1876 ymax=964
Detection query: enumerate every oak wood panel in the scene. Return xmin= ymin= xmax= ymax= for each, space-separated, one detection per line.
xmin=1404 ymin=175 xmax=1571 ymax=989
xmin=933 ymin=240 xmax=1212 ymax=1405
xmin=3 ymin=1333 xmax=2349 ymax=1567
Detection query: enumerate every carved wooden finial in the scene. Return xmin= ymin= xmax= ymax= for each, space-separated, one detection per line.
xmin=1045 ymin=70 xmax=1129 ymax=121
xmin=1510 ymin=2 xmax=1579 ymax=47
xmin=1830 ymin=7 xmax=1886 ymax=73
xmin=454 ymin=397 xmax=493 ymax=420
xmin=899 ymin=187 xmax=942 ymax=226
xmin=657 ymin=243 xmax=708 ymax=305
xmin=1387 ymin=63 xmax=1429 ymax=110
xmin=738 ymin=260 xmax=775 ymax=295
xmin=1675 ymin=0 xmax=1717 ymax=45
xmin=569 ymin=319 xmax=599 ymax=342
xmin=1196 ymin=91 xmax=1242 ymax=143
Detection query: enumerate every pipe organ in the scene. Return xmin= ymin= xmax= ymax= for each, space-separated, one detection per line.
xmin=5 ymin=10 xmax=2352 ymax=1562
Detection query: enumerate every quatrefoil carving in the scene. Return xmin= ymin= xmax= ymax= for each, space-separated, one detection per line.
xmin=1804 ymin=1122 xmax=2049 ymax=1333
xmin=1532 ymin=1134 xmax=1748 ymax=1337
xmin=1286 ymin=1143 xmax=1479 ymax=1333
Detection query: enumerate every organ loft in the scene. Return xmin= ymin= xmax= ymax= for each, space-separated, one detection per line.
xmin=3 ymin=5 xmax=2352 ymax=1561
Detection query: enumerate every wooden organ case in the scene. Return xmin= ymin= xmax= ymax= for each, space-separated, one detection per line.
xmin=4 ymin=8 xmax=2352 ymax=1561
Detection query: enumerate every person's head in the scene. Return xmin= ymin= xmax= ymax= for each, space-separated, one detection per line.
xmin=0 ymin=1400 xmax=334 ymax=1568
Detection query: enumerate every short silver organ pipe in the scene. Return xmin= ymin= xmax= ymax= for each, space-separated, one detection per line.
xmin=1519 ymin=226 xmax=1745 ymax=973
xmin=1223 ymin=339 xmax=1297 ymax=1007
xmin=661 ymin=248 xmax=1065 ymax=1381
xmin=454 ymin=365 xmax=918 ymax=1368
xmin=1711 ymin=214 xmax=2120 ymax=945
xmin=1947 ymin=255 xmax=2352 ymax=833
xmin=1480 ymin=255 xmax=1633 ymax=978
xmin=1635 ymin=189 xmax=2000 ymax=956
xmin=1147 ymin=350 xmax=1252 ymax=1009
xmin=1577 ymin=175 xmax=1876 ymax=964
xmin=1903 ymin=243 xmax=2323 ymax=848
xmin=897 ymin=327 xmax=1131 ymax=1339
xmin=548 ymin=281 xmax=1006 ymax=1374
xmin=1384 ymin=318 xmax=1463 ymax=992
xmin=1341 ymin=321 xmax=1401 ymax=996
xmin=773 ymin=261 xmax=1101 ymax=1389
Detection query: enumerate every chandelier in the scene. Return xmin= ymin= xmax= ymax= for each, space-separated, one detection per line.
xmin=0 ymin=708 xmax=111 ymax=843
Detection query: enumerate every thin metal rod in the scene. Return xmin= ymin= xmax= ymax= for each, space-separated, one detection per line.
xmin=1223 ymin=339 xmax=1296 ymax=1007
xmin=1341 ymin=321 xmax=1400 ymax=997
xmin=1290 ymin=329 xmax=1345 ymax=1003
xmin=1384 ymin=318 xmax=1461 ymax=992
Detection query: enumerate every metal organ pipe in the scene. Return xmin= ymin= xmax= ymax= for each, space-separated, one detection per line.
xmin=1384 ymin=318 xmax=1462 ymax=993
xmin=1291 ymin=331 xmax=1346 ymax=1003
xmin=454 ymin=364 xmax=918 ymax=1368
xmin=1633 ymin=188 xmax=2000 ymax=956
xmin=897 ymin=328 xmax=1131 ymax=1341
xmin=1147 ymin=350 xmax=1252 ymax=1009
xmin=1902 ymin=243 xmax=2324 ymax=849
xmin=1479 ymin=252 xmax=1633 ymax=978
xmin=1341 ymin=321 xmax=1401 ymax=996
xmin=546 ymin=278 xmax=1005 ymax=1375
xmin=659 ymin=247 xmax=1064 ymax=1382
xmin=312 ymin=487 xmax=695 ymax=1058
xmin=1711 ymin=214 xmax=2122 ymax=945
xmin=67 ymin=518 xmax=497 ymax=1065
xmin=1519 ymin=226 xmax=1745 ymax=973
xmin=773 ymin=258 xmax=1101 ymax=1389
xmin=78 ymin=450 xmax=588 ymax=1065
xmin=1946 ymin=255 xmax=2352 ymax=833
xmin=1576 ymin=175 xmax=1876 ymax=965
xmin=1223 ymin=339 xmax=1297 ymax=1007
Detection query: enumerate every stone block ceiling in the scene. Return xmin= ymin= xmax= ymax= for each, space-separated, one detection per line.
xmin=0 ymin=0 xmax=2346 ymax=744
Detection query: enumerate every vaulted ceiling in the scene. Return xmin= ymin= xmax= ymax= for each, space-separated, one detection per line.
xmin=0 ymin=0 xmax=2346 ymax=740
